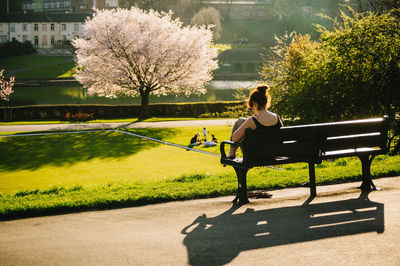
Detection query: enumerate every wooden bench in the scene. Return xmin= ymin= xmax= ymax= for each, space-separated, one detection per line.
xmin=220 ymin=116 xmax=389 ymax=204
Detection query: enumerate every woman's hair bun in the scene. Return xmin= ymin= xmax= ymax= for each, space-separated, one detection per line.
xmin=256 ymin=85 xmax=268 ymax=94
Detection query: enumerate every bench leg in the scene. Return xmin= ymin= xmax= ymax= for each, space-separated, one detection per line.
xmin=359 ymin=155 xmax=380 ymax=192
xmin=308 ymin=163 xmax=316 ymax=197
xmin=233 ymin=167 xmax=249 ymax=205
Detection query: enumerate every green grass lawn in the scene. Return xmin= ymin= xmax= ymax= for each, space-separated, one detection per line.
xmin=0 ymin=54 xmax=74 ymax=79
xmin=1 ymin=126 xmax=400 ymax=219
xmin=0 ymin=126 xmax=234 ymax=194
xmin=1 ymin=54 xmax=73 ymax=71
xmin=16 ymin=60 xmax=75 ymax=79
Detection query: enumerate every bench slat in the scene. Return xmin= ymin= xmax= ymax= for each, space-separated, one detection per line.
xmin=322 ymin=134 xmax=383 ymax=152
xmin=246 ymin=127 xmax=320 ymax=143
xmin=319 ymin=121 xmax=384 ymax=138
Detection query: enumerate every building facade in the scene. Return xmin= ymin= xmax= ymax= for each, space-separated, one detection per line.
xmin=0 ymin=14 xmax=89 ymax=48
xmin=20 ymin=0 xmax=119 ymax=14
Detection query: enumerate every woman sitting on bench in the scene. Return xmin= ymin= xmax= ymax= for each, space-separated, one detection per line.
xmin=227 ymin=84 xmax=283 ymax=159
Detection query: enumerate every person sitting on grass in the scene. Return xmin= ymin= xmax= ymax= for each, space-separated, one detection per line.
xmin=227 ymin=84 xmax=283 ymax=159
xmin=189 ymin=133 xmax=202 ymax=147
xmin=211 ymin=134 xmax=218 ymax=143
xmin=203 ymin=139 xmax=218 ymax=147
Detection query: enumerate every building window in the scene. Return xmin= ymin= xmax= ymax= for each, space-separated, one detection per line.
xmin=10 ymin=24 xmax=15 ymax=32
xmin=0 ymin=24 xmax=2 ymax=32
xmin=42 ymin=35 xmax=48 ymax=45
xmin=61 ymin=24 xmax=66 ymax=31
xmin=51 ymin=24 xmax=55 ymax=31
xmin=51 ymin=35 xmax=55 ymax=45
xmin=22 ymin=35 xmax=28 ymax=42
xmin=34 ymin=36 xmax=39 ymax=45
xmin=22 ymin=2 xmax=32 ymax=10
xmin=42 ymin=24 xmax=47 ymax=32
xmin=34 ymin=24 xmax=39 ymax=31
xmin=61 ymin=35 xmax=67 ymax=42
xmin=22 ymin=24 xmax=28 ymax=32
xmin=74 ymin=24 xmax=79 ymax=31
xmin=302 ymin=6 xmax=312 ymax=13
xmin=105 ymin=0 xmax=118 ymax=7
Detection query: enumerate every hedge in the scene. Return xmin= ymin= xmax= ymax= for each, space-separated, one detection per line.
xmin=0 ymin=101 xmax=244 ymax=121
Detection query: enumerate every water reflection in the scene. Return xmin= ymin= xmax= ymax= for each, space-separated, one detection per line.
xmin=4 ymin=81 xmax=255 ymax=106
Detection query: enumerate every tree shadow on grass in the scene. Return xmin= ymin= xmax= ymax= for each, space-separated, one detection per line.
xmin=0 ymin=128 xmax=178 ymax=171
xmin=182 ymin=193 xmax=384 ymax=265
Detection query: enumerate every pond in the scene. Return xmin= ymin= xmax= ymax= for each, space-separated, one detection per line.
xmin=3 ymin=80 xmax=258 ymax=106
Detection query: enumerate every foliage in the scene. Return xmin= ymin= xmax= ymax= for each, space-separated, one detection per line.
xmin=191 ymin=7 xmax=223 ymax=40
xmin=363 ymin=0 xmax=400 ymax=14
xmin=73 ymin=8 xmax=218 ymax=119
xmin=261 ymin=8 xmax=400 ymax=153
xmin=1 ymin=101 xmax=242 ymax=121
xmin=0 ymin=69 xmax=14 ymax=101
xmin=0 ymin=40 xmax=35 ymax=58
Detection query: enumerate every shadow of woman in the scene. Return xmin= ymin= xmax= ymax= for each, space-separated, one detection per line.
xmin=181 ymin=194 xmax=384 ymax=266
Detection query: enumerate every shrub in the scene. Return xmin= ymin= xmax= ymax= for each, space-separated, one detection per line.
xmin=0 ymin=40 xmax=36 ymax=58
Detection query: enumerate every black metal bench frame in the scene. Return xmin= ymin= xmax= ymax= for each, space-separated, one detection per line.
xmin=220 ymin=116 xmax=389 ymax=204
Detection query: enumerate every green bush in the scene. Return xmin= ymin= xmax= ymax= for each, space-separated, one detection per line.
xmin=0 ymin=40 xmax=36 ymax=58
xmin=0 ymin=101 xmax=244 ymax=121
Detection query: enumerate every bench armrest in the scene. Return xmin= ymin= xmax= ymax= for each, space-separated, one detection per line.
xmin=220 ymin=140 xmax=242 ymax=158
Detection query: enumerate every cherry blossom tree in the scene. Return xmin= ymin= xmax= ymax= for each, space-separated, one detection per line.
xmin=0 ymin=69 xmax=14 ymax=102
xmin=73 ymin=8 xmax=219 ymax=119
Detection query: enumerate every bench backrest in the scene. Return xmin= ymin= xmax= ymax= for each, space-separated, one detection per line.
xmin=242 ymin=126 xmax=321 ymax=167
xmin=314 ymin=117 xmax=389 ymax=158
xmin=241 ymin=116 xmax=389 ymax=167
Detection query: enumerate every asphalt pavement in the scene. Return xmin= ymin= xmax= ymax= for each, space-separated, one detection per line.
xmin=0 ymin=176 xmax=399 ymax=265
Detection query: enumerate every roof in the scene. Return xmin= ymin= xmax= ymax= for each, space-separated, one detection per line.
xmin=0 ymin=13 xmax=92 ymax=23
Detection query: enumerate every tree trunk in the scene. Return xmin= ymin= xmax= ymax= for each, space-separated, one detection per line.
xmin=139 ymin=90 xmax=150 ymax=120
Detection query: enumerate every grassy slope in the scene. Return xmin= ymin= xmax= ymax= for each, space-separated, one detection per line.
xmin=0 ymin=54 xmax=74 ymax=79
xmin=16 ymin=61 xmax=75 ymax=79
xmin=1 ymin=55 xmax=73 ymax=70
xmin=0 ymin=127 xmax=233 ymax=194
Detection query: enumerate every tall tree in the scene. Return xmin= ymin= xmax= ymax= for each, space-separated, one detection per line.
xmin=261 ymin=8 xmax=400 ymax=152
xmin=73 ymin=8 xmax=218 ymax=119
xmin=0 ymin=0 xmax=22 ymax=13
xmin=190 ymin=7 xmax=222 ymax=40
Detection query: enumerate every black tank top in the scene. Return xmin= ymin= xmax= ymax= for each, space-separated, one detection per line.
xmin=252 ymin=115 xmax=282 ymax=129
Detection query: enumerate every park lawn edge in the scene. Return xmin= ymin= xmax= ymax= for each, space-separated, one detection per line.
xmin=0 ymin=117 xmax=229 ymax=126
xmin=1 ymin=154 xmax=400 ymax=220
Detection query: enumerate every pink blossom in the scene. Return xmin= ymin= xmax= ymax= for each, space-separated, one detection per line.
xmin=73 ymin=8 xmax=218 ymax=100
xmin=0 ymin=69 xmax=15 ymax=101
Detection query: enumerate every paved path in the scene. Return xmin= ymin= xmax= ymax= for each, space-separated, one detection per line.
xmin=0 ymin=176 xmax=399 ymax=265
xmin=0 ymin=119 xmax=237 ymax=133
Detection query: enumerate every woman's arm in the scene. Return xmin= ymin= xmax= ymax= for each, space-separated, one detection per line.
xmin=232 ymin=117 xmax=255 ymax=142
